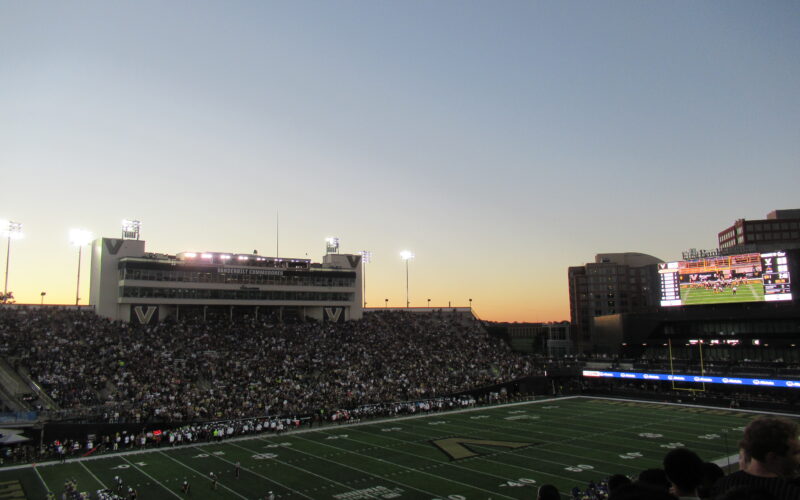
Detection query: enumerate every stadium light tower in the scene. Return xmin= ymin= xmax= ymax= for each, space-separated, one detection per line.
xmin=325 ymin=237 xmax=340 ymax=255
xmin=400 ymin=250 xmax=414 ymax=308
xmin=121 ymin=219 xmax=141 ymax=240
xmin=1 ymin=220 xmax=23 ymax=296
xmin=70 ymin=228 xmax=93 ymax=306
xmin=358 ymin=250 xmax=372 ymax=307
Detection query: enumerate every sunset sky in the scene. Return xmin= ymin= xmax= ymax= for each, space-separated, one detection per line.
xmin=2 ymin=1 xmax=799 ymax=322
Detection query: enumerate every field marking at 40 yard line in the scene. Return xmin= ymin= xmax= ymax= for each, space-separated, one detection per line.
xmin=230 ymin=437 xmax=446 ymax=499
xmin=282 ymin=433 xmax=518 ymax=500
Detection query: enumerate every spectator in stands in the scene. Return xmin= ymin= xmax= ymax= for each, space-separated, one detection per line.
xmin=636 ymin=468 xmax=671 ymax=493
xmin=537 ymin=484 xmax=559 ymax=500
xmin=608 ymin=474 xmax=632 ymax=495
xmin=609 ymin=482 xmax=676 ymax=500
xmin=697 ymin=462 xmax=724 ymax=499
xmin=712 ymin=416 xmax=800 ymax=500
xmin=663 ymin=447 xmax=704 ymax=499
xmin=717 ymin=487 xmax=778 ymax=500
xmin=0 ymin=308 xmax=534 ymax=425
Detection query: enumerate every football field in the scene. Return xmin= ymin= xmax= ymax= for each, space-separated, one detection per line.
xmin=680 ymin=282 xmax=764 ymax=305
xmin=1 ymin=396 xmax=781 ymax=500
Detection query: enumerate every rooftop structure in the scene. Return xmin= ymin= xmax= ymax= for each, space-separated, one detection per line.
xmin=89 ymin=238 xmax=362 ymax=323
xmin=718 ymin=209 xmax=800 ymax=254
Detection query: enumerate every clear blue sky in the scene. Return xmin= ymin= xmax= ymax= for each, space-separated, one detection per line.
xmin=1 ymin=1 xmax=799 ymax=320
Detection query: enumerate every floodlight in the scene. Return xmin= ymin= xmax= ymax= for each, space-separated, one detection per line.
xmin=2 ymin=220 xmax=23 ymax=295
xmin=69 ymin=229 xmax=93 ymax=247
xmin=201 ymin=253 xmax=213 ymax=259
xmin=325 ymin=237 xmax=340 ymax=254
xmin=69 ymin=228 xmax=92 ymax=306
xmin=1 ymin=221 xmax=24 ymax=240
xmin=400 ymin=250 xmax=414 ymax=307
xmin=184 ymin=252 xmax=197 ymax=258
xmin=121 ymin=219 xmax=141 ymax=240
xmin=358 ymin=250 xmax=372 ymax=307
xmin=220 ymin=254 xmax=231 ymax=260
xmin=238 ymin=255 xmax=249 ymax=261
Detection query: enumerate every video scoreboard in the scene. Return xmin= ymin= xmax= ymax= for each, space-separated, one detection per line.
xmin=659 ymin=251 xmax=792 ymax=307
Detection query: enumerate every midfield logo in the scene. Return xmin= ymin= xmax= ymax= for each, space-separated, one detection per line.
xmin=430 ymin=437 xmax=537 ymax=460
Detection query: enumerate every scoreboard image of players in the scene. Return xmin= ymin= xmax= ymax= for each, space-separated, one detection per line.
xmin=659 ymin=251 xmax=792 ymax=307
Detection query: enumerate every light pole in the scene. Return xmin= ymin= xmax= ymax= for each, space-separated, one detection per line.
xmin=469 ymin=298 xmax=473 ymax=310
xmin=400 ymin=250 xmax=414 ymax=308
xmin=359 ymin=250 xmax=372 ymax=308
xmin=427 ymin=298 xmax=431 ymax=308
xmin=1 ymin=220 xmax=23 ymax=296
xmin=121 ymin=219 xmax=141 ymax=240
xmin=70 ymin=229 xmax=93 ymax=306
xmin=385 ymin=298 xmax=388 ymax=308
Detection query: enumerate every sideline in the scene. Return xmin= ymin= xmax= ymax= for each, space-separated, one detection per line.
xmin=7 ymin=394 xmax=794 ymax=473
xmin=582 ymin=395 xmax=800 ymax=418
xmin=0 ymin=395 xmax=575 ymax=472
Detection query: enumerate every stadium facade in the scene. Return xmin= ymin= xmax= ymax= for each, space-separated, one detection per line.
xmin=718 ymin=208 xmax=800 ymax=254
xmin=89 ymin=237 xmax=363 ymax=324
xmin=568 ymin=252 xmax=663 ymax=354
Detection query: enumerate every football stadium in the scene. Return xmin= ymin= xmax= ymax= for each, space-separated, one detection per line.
xmin=0 ymin=233 xmax=799 ymax=500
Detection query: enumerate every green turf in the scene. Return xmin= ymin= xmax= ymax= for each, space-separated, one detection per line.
xmin=680 ymin=283 xmax=763 ymax=305
xmin=2 ymin=396 xmax=787 ymax=499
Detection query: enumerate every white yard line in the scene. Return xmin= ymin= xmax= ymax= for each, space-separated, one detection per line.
xmin=228 ymin=440 xmax=374 ymax=499
xmin=240 ymin=437 xmax=446 ymax=500
xmin=351 ymin=414 xmax=629 ymax=475
xmin=154 ymin=450 xmax=249 ymax=500
xmin=288 ymin=433 xmax=518 ymax=500
xmin=189 ymin=443 xmax=315 ymax=500
xmin=32 ymin=464 xmax=51 ymax=494
xmin=78 ymin=460 xmax=108 ymax=489
xmin=119 ymin=455 xmax=184 ymax=500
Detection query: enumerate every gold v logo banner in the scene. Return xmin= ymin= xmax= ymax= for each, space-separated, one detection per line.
xmin=430 ymin=437 xmax=536 ymax=460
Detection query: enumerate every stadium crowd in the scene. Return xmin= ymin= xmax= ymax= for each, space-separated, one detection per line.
xmin=0 ymin=307 xmax=532 ymax=423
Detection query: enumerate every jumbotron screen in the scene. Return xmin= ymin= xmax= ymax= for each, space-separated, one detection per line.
xmin=659 ymin=251 xmax=792 ymax=307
